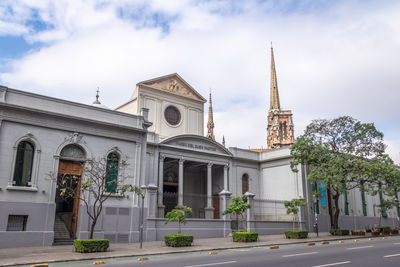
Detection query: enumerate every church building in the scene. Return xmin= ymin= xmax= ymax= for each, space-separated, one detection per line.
xmin=0 ymin=49 xmax=398 ymax=248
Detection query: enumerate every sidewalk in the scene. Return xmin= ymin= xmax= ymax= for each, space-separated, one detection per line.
xmin=0 ymin=232 xmax=374 ymax=266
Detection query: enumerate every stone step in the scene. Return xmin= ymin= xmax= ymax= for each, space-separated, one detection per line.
xmin=53 ymin=238 xmax=74 ymax=245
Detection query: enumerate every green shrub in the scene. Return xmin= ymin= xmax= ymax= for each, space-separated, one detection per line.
xmin=73 ymin=239 xmax=109 ymax=253
xmin=377 ymin=226 xmax=391 ymax=232
xmin=329 ymin=228 xmax=349 ymax=236
xmin=285 ymin=230 xmax=308 ymax=239
xmin=232 ymin=232 xmax=258 ymax=242
xmin=164 ymin=234 xmax=193 ymax=247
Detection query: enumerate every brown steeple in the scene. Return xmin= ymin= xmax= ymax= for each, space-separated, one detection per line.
xmin=267 ymin=46 xmax=294 ymax=149
xmin=206 ymin=91 xmax=215 ymax=140
xmin=270 ymin=46 xmax=280 ymax=110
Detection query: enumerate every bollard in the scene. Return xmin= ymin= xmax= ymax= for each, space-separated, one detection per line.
xmin=138 ymin=257 xmax=149 ymax=261
xmin=307 ymin=242 xmax=315 ymax=246
xmin=321 ymin=241 xmax=329 ymax=245
xmin=209 ymin=251 xmax=218 ymax=255
xmin=270 ymin=245 xmax=279 ymax=249
xmin=93 ymin=261 xmax=105 ymax=265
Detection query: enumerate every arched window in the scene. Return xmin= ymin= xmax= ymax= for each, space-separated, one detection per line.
xmin=13 ymin=141 xmax=35 ymax=186
xmin=106 ymin=152 xmax=119 ymax=193
xmin=242 ymin=174 xmax=249 ymax=195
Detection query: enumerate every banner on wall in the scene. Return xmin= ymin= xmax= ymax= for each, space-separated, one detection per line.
xmin=319 ymin=181 xmax=327 ymax=207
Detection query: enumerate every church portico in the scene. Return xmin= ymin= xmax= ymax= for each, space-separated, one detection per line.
xmin=156 ymin=134 xmax=232 ymax=219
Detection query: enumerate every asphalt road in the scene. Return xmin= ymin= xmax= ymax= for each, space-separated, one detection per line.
xmin=71 ymin=236 xmax=400 ymax=267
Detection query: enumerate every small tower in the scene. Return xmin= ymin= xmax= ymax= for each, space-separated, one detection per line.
xmin=222 ymin=135 xmax=226 ymax=147
xmin=267 ymin=46 xmax=294 ymax=149
xmin=206 ymin=91 xmax=215 ymax=140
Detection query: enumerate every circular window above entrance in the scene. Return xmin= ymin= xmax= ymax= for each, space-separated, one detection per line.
xmin=164 ymin=106 xmax=181 ymax=126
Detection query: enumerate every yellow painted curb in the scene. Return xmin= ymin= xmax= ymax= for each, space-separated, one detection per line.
xmin=307 ymin=242 xmax=315 ymax=246
xmin=209 ymin=251 xmax=218 ymax=255
xmin=93 ymin=261 xmax=105 ymax=265
xmin=31 ymin=264 xmax=49 ymax=267
xmin=321 ymin=241 xmax=329 ymax=245
xmin=354 ymin=239 xmax=360 ymax=242
xmin=270 ymin=245 xmax=279 ymax=249
xmin=137 ymin=257 xmax=149 ymax=262
xmin=338 ymin=240 xmax=344 ymax=244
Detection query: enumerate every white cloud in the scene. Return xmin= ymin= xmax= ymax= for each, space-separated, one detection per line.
xmin=0 ymin=0 xmax=399 ymax=160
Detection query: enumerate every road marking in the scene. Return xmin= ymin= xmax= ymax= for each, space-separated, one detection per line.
xmin=282 ymin=252 xmax=319 ymax=257
xmin=346 ymin=245 xmax=373 ymax=250
xmin=393 ymin=242 xmax=400 ymax=245
xmin=185 ymin=261 xmax=237 ymax=267
xmin=312 ymin=261 xmax=351 ymax=267
xmin=384 ymin=253 xmax=400 ymax=258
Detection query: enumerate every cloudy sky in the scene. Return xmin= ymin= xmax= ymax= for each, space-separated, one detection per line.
xmin=0 ymin=0 xmax=399 ymax=163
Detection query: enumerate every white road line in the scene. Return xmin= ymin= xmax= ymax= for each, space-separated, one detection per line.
xmin=346 ymin=245 xmax=373 ymax=250
xmin=282 ymin=252 xmax=319 ymax=257
xmin=185 ymin=261 xmax=237 ymax=267
xmin=312 ymin=261 xmax=351 ymax=267
xmin=393 ymin=242 xmax=400 ymax=245
xmin=384 ymin=253 xmax=400 ymax=258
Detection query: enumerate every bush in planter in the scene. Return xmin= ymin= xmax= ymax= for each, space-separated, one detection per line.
xmin=329 ymin=228 xmax=349 ymax=236
xmin=391 ymin=229 xmax=399 ymax=235
xmin=74 ymin=239 xmax=109 ymax=253
xmin=285 ymin=230 xmax=308 ymax=239
xmin=371 ymin=231 xmax=380 ymax=236
xmin=232 ymin=232 xmax=258 ymax=242
xmin=164 ymin=234 xmax=193 ymax=247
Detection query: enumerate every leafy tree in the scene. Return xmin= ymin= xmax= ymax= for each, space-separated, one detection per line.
xmin=223 ymin=195 xmax=251 ymax=231
xmin=284 ymin=198 xmax=307 ymax=231
xmin=290 ymin=116 xmax=400 ymax=229
xmin=164 ymin=206 xmax=193 ymax=234
xmin=56 ymin=157 xmax=143 ymax=239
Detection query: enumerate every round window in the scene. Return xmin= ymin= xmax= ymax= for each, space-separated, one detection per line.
xmin=164 ymin=106 xmax=181 ymax=126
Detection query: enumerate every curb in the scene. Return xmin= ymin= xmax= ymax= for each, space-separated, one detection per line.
xmin=2 ymin=235 xmax=388 ymax=267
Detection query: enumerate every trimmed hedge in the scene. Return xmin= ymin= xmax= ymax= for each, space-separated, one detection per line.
xmin=285 ymin=230 xmax=308 ymax=239
xmin=73 ymin=239 xmax=109 ymax=253
xmin=232 ymin=232 xmax=258 ymax=242
xmin=165 ymin=234 xmax=193 ymax=247
xmin=329 ymin=228 xmax=349 ymax=236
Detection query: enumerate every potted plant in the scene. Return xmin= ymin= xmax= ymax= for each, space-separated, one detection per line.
xmin=283 ymin=198 xmax=308 ymax=238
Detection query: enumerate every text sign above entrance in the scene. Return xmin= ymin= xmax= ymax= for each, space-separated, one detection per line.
xmin=177 ymin=142 xmax=217 ymax=152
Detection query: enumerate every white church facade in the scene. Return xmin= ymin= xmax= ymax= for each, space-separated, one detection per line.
xmin=1 ymin=53 xmax=399 ymax=249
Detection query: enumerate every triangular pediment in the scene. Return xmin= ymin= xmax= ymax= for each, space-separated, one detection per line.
xmin=138 ymin=73 xmax=206 ymax=102
xmin=160 ymin=135 xmax=232 ymax=156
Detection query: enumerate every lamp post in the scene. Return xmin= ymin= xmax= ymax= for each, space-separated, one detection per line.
xmin=139 ymin=185 xmax=147 ymax=249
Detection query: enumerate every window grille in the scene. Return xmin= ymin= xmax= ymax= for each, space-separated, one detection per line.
xmin=7 ymin=215 xmax=28 ymax=231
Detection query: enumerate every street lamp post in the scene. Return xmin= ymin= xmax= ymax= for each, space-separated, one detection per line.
xmin=139 ymin=185 xmax=147 ymax=249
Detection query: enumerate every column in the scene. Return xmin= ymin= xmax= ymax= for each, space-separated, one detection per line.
xmin=219 ymin=190 xmax=232 ymax=236
xmin=204 ymin=162 xmax=214 ymax=219
xmin=157 ymin=155 xmax=165 ymax=217
xmin=177 ymin=158 xmax=185 ymax=208
xmin=145 ymin=184 xmax=158 ymax=241
xmin=245 ymin=192 xmax=256 ymax=232
xmin=223 ymin=164 xmax=228 ymax=191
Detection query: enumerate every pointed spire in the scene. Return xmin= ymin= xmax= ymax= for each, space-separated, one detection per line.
xmin=93 ymin=87 xmax=101 ymax=104
xmin=222 ymin=135 xmax=225 ymax=147
xmin=270 ymin=45 xmax=280 ymax=110
xmin=206 ymin=89 xmax=215 ymax=140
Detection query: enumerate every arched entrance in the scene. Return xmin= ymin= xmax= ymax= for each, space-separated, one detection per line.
xmin=54 ymin=145 xmax=86 ymax=242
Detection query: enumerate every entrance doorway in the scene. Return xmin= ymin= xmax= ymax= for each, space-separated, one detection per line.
xmin=55 ymin=160 xmax=83 ymax=239
xmin=54 ymin=144 xmax=86 ymax=242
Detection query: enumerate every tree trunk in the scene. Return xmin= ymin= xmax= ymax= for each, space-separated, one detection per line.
xmin=379 ymin=215 xmax=382 ymax=227
xmin=237 ymin=216 xmax=239 ymax=232
xmin=292 ymin=216 xmax=295 ymax=231
xmin=327 ymin=185 xmax=334 ymax=229
xmin=332 ymin=193 xmax=340 ymax=229
xmin=89 ymin=219 xmax=97 ymax=239
xmin=178 ymin=222 xmax=181 ymax=234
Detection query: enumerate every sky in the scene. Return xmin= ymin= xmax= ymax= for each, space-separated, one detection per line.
xmin=0 ymin=0 xmax=399 ymax=164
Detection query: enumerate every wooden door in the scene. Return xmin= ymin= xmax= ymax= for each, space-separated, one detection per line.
xmin=58 ymin=160 xmax=83 ymax=238
xmin=213 ymin=195 xmax=220 ymax=219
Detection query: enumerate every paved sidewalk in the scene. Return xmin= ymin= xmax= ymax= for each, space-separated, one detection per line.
xmin=0 ymin=232 xmax=374 ymax=266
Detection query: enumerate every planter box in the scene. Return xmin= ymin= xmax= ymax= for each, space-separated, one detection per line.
xmin=351 ymin=231 xmax=365 ymax=236
xmin=371 ymin=231 xmax=380 ymax=236
xmin=391 ymin=229 xmax=399 ymax=235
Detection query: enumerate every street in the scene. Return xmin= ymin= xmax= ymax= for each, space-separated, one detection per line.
xmin=50 ymin=236 xmax=400 ymax=267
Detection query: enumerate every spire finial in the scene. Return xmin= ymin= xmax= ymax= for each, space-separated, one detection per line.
xmin=222 ymin=135 xmax=225 ymax=147
xmin=270 ymin=45 xmax=280 ymax=110
xmin=206 ymin=89 xmax=215 ymax=141
xmin=93 ymin=87 xmax=101 ymax=104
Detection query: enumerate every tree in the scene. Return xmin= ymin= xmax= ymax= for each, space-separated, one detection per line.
xmin=57 ymin=157 xmax=143 ymax=239
xmin=223 ymin=195 xmax=251 ymax=231
xmin=164 ymin=206 xmax=193 ymax=234
xmin=290 ymin=116 xmax=399 ymax=229
xmin=376 ymin=199 xmax=398 ymax=227
xmin=284 ymin=198 xmax=307 ymax=231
